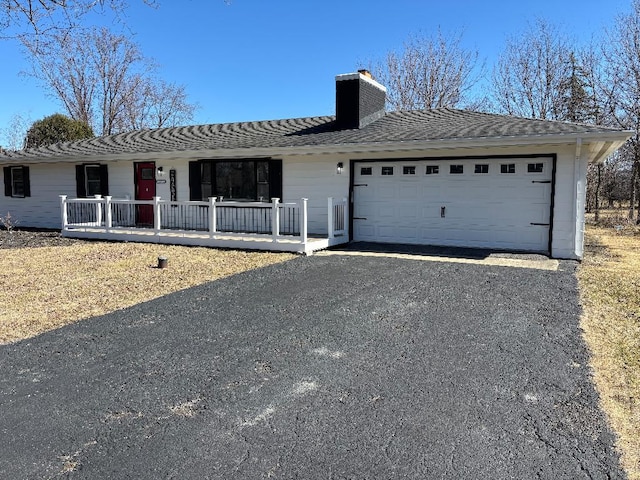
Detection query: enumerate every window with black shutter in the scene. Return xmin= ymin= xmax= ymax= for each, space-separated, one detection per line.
xmin=76 ymin=164 xmax=109 ymax=197
xmin=3 ymin=166 xmax=30 ymax=198
xmin=189 ymin=159 xmax=282 ymax=202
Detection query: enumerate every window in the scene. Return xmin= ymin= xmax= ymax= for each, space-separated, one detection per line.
xmin=85 ymin=165 xmax=102 ymax=196
xmin=189 ymin=159 xmax=282 ymax=202
xmin=474 ymin=164 xmax=489 ymax=174
xmin=426 ymin=165 xmax=439 ymax=175
xmin=501 ymin=164 xmax=516 ymax=174
xmin=76 ymin=164 xmax=108 ymax=197
xmin=403 ymin=166 xmax=416 ymax=175
xmin=360 ymin=167 xmax=372 ymax=175
xmin=140 ymin=167 xmax=155 ymax=180
xmin=3 ymin=166 xmax=30 ymax=198
xmin=450 ymin=165 xmax=464 ymax=174
xmin=528 ymin=163 xmax=544 ymax=173
xmin=381 ymin=166 xmax=394 ymax=176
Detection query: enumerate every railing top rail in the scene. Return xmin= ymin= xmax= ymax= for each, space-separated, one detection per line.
xmin=214 ymin=201 xmax=273 ymax=207
xmin=65 ymin=197 xmax=104 ymax=203
xmin=65 ymin=197 xmax=305 ymax=208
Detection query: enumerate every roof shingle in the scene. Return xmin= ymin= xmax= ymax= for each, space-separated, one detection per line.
xmin=0 ymin=108 xmax=625 ymax=161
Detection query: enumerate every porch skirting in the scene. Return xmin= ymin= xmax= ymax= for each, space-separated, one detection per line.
xmin=61 ymin=227 xmax=347 ymax=254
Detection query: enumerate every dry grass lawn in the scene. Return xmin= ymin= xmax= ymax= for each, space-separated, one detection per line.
xmin=579 ymin=211 xmax=640 ymax=479
xmin=0 ymin=240 xmax=294 ymax=344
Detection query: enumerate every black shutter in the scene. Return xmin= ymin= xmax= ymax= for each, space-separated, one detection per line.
xmin=189 ymin=161 xmax=202 ymax=201
xmin=22 ymin=166 xmax=30 ymax=197
xmin=3 ymin=167 xmax=11 ymax=197
xmin=99 ymin=164 xmax=109 ymax=196
xmin=76 ymin=165 xmax=86 ymax=197
xmin=269 ymin=159 xmax=282 ymax=200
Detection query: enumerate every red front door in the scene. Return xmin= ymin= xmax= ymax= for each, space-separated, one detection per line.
xmin=135 ymin=162 xmax=156 ymax=226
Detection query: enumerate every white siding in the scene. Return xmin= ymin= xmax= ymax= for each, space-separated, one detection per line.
xmin=549 ymin=145 xmax=586 ymax=259
xmin=0 ymin=160 xmax=136 ymax=229
xmin=282 ymin=154 xmax=350 ymax=235
xmin=0 ymin=142 xmax=588 ymax=258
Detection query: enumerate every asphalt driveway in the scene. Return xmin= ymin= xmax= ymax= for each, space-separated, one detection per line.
xmin=0 ymin=254 xmax=623 ymax=479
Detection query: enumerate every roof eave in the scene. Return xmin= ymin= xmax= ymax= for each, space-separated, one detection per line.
xmin=0 ymin=131 xmax=632 ymax=164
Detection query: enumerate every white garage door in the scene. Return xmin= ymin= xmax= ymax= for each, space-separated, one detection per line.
xmin=352 ymin=158 xmax=553 ymax=252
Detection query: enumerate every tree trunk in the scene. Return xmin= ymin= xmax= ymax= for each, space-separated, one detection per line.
xmin=595 ymin=164 xmax=601 ymax=222
xmin=629 ymin=159 xmax=638 ymax=221
xmin=629 ymin=139 xmax=639 ymax=221
xmin=637 ymin=173 xmax=640 ymax=224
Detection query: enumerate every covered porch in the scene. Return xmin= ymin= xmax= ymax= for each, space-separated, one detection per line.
xmin=59 ymin=195 xmax=349 ymax=254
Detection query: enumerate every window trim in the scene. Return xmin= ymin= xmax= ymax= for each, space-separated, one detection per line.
xmin=403 ymin=166 xmax=416 ymax=175
xmin=360 ymin=167 xmax=372 ymax=176
xmin=449 ymin=164 xmax=464 ymax=175
xmin=425 ymin=165 xmax=440 ymax=175
xmin=381 ymin=166 xmax=394 ymax=176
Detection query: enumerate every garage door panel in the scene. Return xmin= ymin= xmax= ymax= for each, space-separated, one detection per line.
xmin=398 ymin=185 xmax=419 ymax=200
xmin=353 ymin=157 xmax=552 ymax=252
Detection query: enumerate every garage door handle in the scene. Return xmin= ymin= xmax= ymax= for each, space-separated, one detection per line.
xmin=353 ymin=184 xmax=368 ymax=187
xmin=530 ymin=223 xmax=550 ymax=226
xmin=532 ymin=180 xmax=551 ymax=183
xmin=353 ymin=217 xmax=367 ymax=220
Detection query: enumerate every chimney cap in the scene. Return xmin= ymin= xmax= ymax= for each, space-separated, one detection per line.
xmin=357 ymin=69 xmax=373 ymax=79
xmin=335 ymin=72 xmax=387 ymax=92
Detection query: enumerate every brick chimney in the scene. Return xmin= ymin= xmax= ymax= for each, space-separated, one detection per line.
xmin=335 ymin=70 xmax=386 ymax=129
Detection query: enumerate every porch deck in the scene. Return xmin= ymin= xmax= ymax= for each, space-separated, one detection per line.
xmin=60 ymin=195 xmax=349 ymax=255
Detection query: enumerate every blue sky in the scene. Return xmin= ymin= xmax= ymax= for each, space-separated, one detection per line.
xmin=0 ymin=0 xmax=631 ymax=146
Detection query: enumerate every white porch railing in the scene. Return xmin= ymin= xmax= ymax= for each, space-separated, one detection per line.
xmin=60 ymin=195 xmax=349 ymax=254
xmin=328 ymin=197 xmax=348 ymax=238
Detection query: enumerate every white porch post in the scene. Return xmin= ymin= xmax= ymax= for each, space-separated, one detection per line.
xmin=94 ymin=194 xmax=102 ymax=227
xmin=301 ymin=198 xmax=308 ymax=245
xmin=104 ymin=196 xmax=113 ymax=231
xmin=271 ymin=198 xmax=280 ymax=242
xmin=209 ymin=197 xmax=217 ymax=237
xmin=328 ymin=197 xmax=335 ymax=239
xmin=59 ymin=195 xmax=68 ymax=229
xmin=153 ymin=196 xmax=161 ymax=233
xmin=342 ymin=197 xmax=348 ymax=236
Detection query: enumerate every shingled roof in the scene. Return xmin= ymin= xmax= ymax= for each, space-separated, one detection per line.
xmin=0 ymin=108 xmax=627 ymax=162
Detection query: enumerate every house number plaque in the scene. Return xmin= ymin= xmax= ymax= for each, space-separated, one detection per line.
xmin=170 ymin=169 xmax=177 ymax=201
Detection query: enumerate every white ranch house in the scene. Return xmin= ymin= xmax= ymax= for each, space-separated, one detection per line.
xmin=0 ymin=71 xmax=632 ymax=258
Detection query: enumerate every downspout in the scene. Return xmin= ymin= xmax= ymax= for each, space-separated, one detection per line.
xmin=574 ymin=138 xmax=584 ymax=259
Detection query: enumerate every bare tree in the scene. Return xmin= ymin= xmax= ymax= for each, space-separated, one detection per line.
xmin=369 ymin=29 xmax=482 ymax=111
xmin=0 ymin=112 xmax=31 ymax=150
xmin=603 ymin=0 xmax=640 ymax=223
xmin=492 ymin=19 xmax=575 ymax=120
xmin=1 ymin=0 xmax=156 ymax=47
xmin=123 ymin=79 xmax=196 ymax=131
xmin=23 ymin=27 xmax=196 ymax=136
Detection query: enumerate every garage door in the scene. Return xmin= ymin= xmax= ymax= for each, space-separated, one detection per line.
xmin=352 ymin=158 xmax=553 ymax=252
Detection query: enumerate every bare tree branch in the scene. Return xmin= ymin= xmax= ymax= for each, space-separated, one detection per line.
xmin=369 ymin=29 xmax=483 ymax=111
xmin=603 ymin=0 xmax=640 ymax=222
xmin=491 ymin=19 xmax=573 ymax=120
xmin=22 ymin=26 xmax=196 ymax=136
